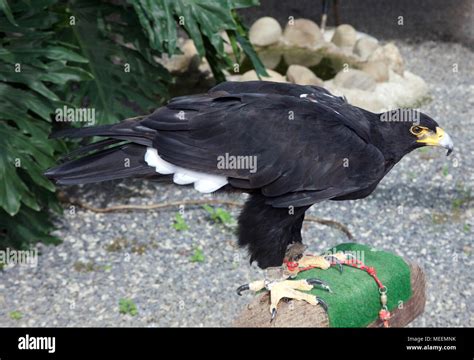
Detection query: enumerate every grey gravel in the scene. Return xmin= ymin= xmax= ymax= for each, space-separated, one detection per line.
xmin=0 ymin=40 xmax=473 ymax=327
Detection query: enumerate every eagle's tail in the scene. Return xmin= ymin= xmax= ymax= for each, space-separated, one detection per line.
xmin=44 ymin=121 xmax=156 ymax=185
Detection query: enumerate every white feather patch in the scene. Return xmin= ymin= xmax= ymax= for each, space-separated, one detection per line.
xmin=144 ymin=148 xmax=228 ymax=193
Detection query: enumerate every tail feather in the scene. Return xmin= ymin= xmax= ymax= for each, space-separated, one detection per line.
xmin=50 ymin=119 xmax=155 ymax=146
xmin=61 ymin=138 xmax=122 ymax=160
xmin=45 ymin=119 xmax=157 ymax=185
xmin=45 ymin=144 xmax=154 ymax=185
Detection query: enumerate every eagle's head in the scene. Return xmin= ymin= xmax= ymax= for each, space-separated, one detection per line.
xmin=376 ymin=110 xmax=454 ymax=160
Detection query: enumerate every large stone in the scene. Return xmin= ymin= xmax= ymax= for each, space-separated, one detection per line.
xmin=241 ymin=69 xmax=287 ymax=83
xmin=325 ymin=69 xmax=429 ymax=113
xmin=249 ymin=17 xmax=282 ymax=47
xmin=283 ymin=48 xmax=323 ymax=67
xmin=258 ymin=48 xmax=283 ymax=70
xmin=286 ymin=65 xmax=323 ymax=86
xmin=354 ymin=37 xmax=379 ymax=60
xmin=360 ymin=60 xmax=389 ymax=82
xmin=331 ymin=24 xmax=357 ymax=50
xmin=158 ymin=39 xmax=199 ymax=73
xmin=283 ymin=19 xmax=324 ymax=48
xmin=340 ymin=89 xmax=386 ymax=113
xmin=368 ymin=43 xmax=404 ymax=75
xmin=334 ymin=69 xmax=376 ymax=91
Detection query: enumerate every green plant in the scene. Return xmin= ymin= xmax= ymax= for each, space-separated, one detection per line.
xmin=9 ymin=310 xmax=23 ymax=320
xmin=102 ymin=264 xmax=112 ymax=272
xmin=172 ymin=213 xmax=189 ymax=231
xmin=463 ymin=223 xmax=471 ymax=233
xmin=442 ymin=165 xmax=449 ymax=177
xmin=452 ymin=184 xmax=472 ymax=210
xmin=131 ymin=0 xmax=267 ymax=82
xmin=0 ymin=0 xmax=264 ymax=249
xmin=73 ymin=260 xmax=97 ymax=272
xmin=202 ymin=204 xmax=235 ymax=226
xmin=190 ymin=247 xmax=205 ymax=263
xmin=118 ymin=298 xmax=138 ymax=316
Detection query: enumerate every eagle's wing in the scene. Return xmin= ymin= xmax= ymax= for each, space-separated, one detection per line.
xmin=210 ymin=81 xmax=372 ymax=143
xmin=141 ymin=85 xmax=385 ymax=208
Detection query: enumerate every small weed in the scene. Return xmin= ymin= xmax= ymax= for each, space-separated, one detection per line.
xmin=173 ymin=213 xmax=189 ymax=231
xmin=102 ymin=264 xmax=112 ymax=272
xmin=452 ymin=186 xmax=472 ymax=210
xmin=442 ymin=165 xmax=449 ymax=177
xmin=9 ymin=311 xmax=23 ymax=320
xmin=73 ymin=261 xmax=97 ymax=272
xmin=105 ymin=238 xmax=129 ymax=252
xmin=190 ymin=247 xmax=205 ymax=263
xmin=119 ymin=298 xmax=138 ymax=316
xmin=202 ymin=205 xmax=235 ymax=226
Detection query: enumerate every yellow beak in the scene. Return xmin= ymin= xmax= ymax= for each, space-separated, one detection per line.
xmin=416 ymin=127 xmax=454 ymax=155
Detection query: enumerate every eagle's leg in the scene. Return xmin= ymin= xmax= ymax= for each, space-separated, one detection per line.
xmin=237 ymin=272 xmax=331 ymax=321
xmin=286 ymin=243 xmax=348 ymax=274
xmin=268 ymin=279 xmax=329 ymax=321
xmin=237 ymin=243 xmax=349 ymax=321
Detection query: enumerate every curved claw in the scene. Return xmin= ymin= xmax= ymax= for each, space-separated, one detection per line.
xmin=270 ymin=308 xmax=277 ymax=323
xmin=316 ymin=296 xmax=329 ymax=313
xmin=306 ymin=278 xmax=332 ymax=293
xmin=324 ymin=255 xmax=343 ymax=273
xmin=236 ymin=284 xmax=249 ymax=296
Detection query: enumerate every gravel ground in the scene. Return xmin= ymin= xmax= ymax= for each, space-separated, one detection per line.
xmin=1 ymin=41 xmax=473 ymax=327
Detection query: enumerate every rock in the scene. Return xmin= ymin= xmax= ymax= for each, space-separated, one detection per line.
xmin=258 ymin=48 xmax=282 ymax=69
xmin=249 ymin=17 xmax=282 ymax=47
xmin=345 ymin=90 xmax=386 ymax=112
xmin=376 ymin=70 xmax=429 ymax=109
xmin=158 ymin=39 xmax=200 ymax=74
xmin=283 ymin=48 xmax=323 ymax=67
xmin=241 ymin=69 xmax=286 ymax=83
xmin=283 ymin=19 xmax=324 ymax=48
xmin=198 ymin=58 xmax=212 ymax=75
xmin=325 ymin=81 xmax=385 ymax=112
xmin=334 ymin=69 xmax=376 ymax=91
xmin=360 ymin=60 xmax=389 ymax=82
xmin=354 ymin=37 xmax=379 ymax=60
xmin=368 ymin=43 xmax=404 ymax=75
xmin=331 ymin=24 xmax=357 ymax=50
xmin=286 ymin=65 xmax=323 ymax=86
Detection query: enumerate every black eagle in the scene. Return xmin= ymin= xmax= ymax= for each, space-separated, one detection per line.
xmin=45 ymin=81 xmax=453 ymax=269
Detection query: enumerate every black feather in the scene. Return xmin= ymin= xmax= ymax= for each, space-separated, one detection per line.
xmin=44 ymin=144 xmax=153 ymax=185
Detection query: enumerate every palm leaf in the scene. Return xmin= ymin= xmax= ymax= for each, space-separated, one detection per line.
xmin=131 ymin=0 xmax=266 ymax=80
xmin=0 ymin=0 xmax=265 ymax=250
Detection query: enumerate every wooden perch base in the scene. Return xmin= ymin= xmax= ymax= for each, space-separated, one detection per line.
xmin=233 ymin=262 xmax=425 ymax=328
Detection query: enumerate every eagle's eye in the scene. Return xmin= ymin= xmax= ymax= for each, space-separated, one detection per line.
xmin=410 ymin=125 xmax=428 ymax=136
